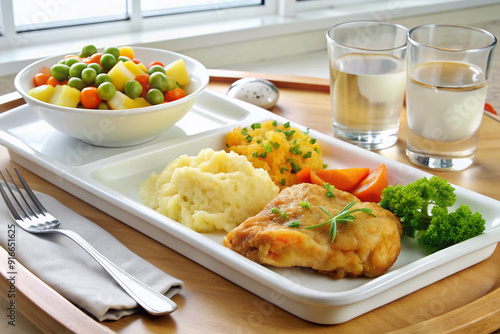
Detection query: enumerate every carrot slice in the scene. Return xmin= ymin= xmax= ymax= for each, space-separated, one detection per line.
xmin=296 ymin=166 xmax=311 ymax=183
xmin=311 ymin=168 xmax=370 ymax=192
xmin=352 ymin=164 xmax=388 ymax=203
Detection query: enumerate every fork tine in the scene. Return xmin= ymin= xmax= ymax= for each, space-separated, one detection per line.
xmin=6 ymin=168 xmax=40 ymax=218
xmin=13 ymin=167 xmax=49 ymax=216
xmin=0 ymin=170 xmax=23 ymax=221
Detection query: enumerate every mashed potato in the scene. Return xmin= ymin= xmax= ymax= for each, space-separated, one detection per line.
xmin=226 ymin=120 xmax=325 ymax=189
xmin=140 ymin=148 xmax=279 ymax=233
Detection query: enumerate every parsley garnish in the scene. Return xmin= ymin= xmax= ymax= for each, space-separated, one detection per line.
xmin=299 ymin=201 xmax=311 ymax=209
xmin=251 ymin=123 xmax=261 ymax=130
xmin=323 ymin=183 xmax=335 ymax=198
xmin=289 ymin=144 xmax=302 ymax=155
xmin=287 ymin=159 xmax=301 ymax=173
xmin=283 ymin=129 xmax=296 ymax=140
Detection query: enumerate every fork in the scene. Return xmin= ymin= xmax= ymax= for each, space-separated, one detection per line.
xmin=0 ymin=167 xmax=178 ymax=316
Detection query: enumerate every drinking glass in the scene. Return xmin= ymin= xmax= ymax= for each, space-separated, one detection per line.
xmin=326 ymin=21 xmax=408 ymax=150
xmin=406 ymin=24 xmax=497 ymax=171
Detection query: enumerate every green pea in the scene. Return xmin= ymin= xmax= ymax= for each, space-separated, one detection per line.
xmin=81 ymin=68 xmax=97 ymax=84
xmin=64 ymin=58 xmax=80 ymax=67
xmin=149 ymin=72 xmax=168 ymax=92
xmin=50 ymin=64 xmax=70 ymax=82
xmin=117 ymin=56 xmax=130 ymax=63
xmin=124 ymin=80 xmax=143 ymax=99
xmin=95 ymin=73 xmax=112 ymax=87
xmin=98 ymin=101 xmax=110 ymax=110
xmin=147 ymin=65 xmax=166 ymax=75
xmin=80 ymin=44 xmax=97 ymax=58
xmin=100 ymin=53 xmax=117 ymax=71
xmin=146 ymin=88 xmax=164 ymax=105
xmin=67 ymin=77 xmax=86 ymax=90
xmin=69 ymin=62 xmax=88 ymax=78
xmin=97 ymin=82 xmax=116 ymax=101
xmin=103 ymin=46 xmax=120 ymax=59
xmin=88 ymin=63 xmax=102 ymax=75
xmin=165 ymin=76 xmax=180 ymax=92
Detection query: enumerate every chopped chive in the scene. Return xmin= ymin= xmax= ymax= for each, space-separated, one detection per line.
xmin=299 ymin=201 xmax=311 ymax=209
xmin=251 ymin=123 xmax=261 ymax=130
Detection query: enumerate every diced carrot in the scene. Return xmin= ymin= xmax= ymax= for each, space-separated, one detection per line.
xmin=352 ymin=164 xmax=388 ymax=203
xmin=33 ymin=73 xmax=50 ymax=87
xmin=88 ymin=52 xmax=103 ymax=64
xmin=311 ymin=168 xmax=370 ymax=192
xmin=164 ymin=88 xmax=186 ymax=102
xmin=147 ymin=61 xmax=164 ymax=68
xmin=64 ymin=55 xmax=81 ymax=60
xmin=46 ymin=76 xmax=62 ymax=87
xmin=296 ymin=166 xmax=311 ymax=183
xmin=40 ymin=66 xmax=51 ymax=75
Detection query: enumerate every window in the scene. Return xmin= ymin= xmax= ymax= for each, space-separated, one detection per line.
xmin=141 ymin=0 xmax=264 ymax=17
xmin=0 ymin=0 xmax=496 ymax=76
xmin=13 ymin=0 xmax=128 ymax=32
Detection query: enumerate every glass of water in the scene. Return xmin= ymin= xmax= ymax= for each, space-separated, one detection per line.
xmin=405 ymin=24 xmax=497 ymax=171
xmin=326 ymin=21 xmax=408 ymax=150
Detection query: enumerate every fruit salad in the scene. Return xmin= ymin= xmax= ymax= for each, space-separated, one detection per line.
xmin=28 ymin=45 xmax=190 ymax=110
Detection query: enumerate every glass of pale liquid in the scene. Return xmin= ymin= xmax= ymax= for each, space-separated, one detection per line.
xmin=326 ymin=21 xmax=408 ymax=150
xmin=406 ymin=24 xmax=497 ymax=171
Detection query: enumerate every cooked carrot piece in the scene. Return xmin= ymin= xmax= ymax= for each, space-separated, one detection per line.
xmin=352 ymin=164 xmax=388 ymax=203
xmin=311 ymin=168 xmax=370 ymax=192
xmin=33 ymin=73 xmax=50 ymax=87
xmin=296 ymin=166 xmax=311 ymax=183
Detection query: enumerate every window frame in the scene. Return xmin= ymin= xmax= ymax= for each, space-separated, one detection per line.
xmin=0 ymin=0 xmax=498 ymax=76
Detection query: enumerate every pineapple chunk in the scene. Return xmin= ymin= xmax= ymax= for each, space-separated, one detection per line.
xmin=28 ymin=84 xmax=55 ymax=103
xmin=49 ymin=85 xmax=80 ymax=108
xmin=119 ymin=46 xmax=135 ymax=60
xmin=108 ymin=61 xmax=135 ymax=91
xmin=107 ymin=90 xmax=130 ymax=109
xmin=123 ymin=60 xmax=145 ymax=77
xmin=136 ymin=62 xmax=147 ymax=73
xmin=126 ymin=97 xmax=151 ymax=109
xmin=108 ymin=91 xmax=151 ymax=109
xmin=164 ymin=59 xmax=190 ymax=86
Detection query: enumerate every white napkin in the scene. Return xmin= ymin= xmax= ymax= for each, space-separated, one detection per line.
xmin=0 ymin=186 xmax=183 ymax=321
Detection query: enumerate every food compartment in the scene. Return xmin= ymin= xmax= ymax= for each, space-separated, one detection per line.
xmin=0 ymin=91 xmax=257 ymax=166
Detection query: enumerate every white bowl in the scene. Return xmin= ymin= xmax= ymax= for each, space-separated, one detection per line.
xmin=14 ymin=47 xmax=209 ymax=147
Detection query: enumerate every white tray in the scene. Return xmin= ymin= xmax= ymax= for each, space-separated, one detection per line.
xmin=1 ymin=90 xmax=499 ymax=324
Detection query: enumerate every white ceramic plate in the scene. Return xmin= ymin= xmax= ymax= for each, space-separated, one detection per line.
xmin=1 ymin=90 xmax=499 ymax=324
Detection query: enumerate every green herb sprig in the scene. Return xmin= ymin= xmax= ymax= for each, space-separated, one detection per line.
xmin=298 ymin=200 xmax=375 ymax=243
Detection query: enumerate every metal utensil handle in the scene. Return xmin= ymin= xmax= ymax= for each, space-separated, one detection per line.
xmin=54 ymin=228 xmax=177 ymax=315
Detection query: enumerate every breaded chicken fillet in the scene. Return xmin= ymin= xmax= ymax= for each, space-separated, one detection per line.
xmin=223 ymin=183 xmax=402 ymax=278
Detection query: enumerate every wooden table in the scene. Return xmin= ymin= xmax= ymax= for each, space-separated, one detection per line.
xmin=1 ymin=70 xmax=499 ymax=333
